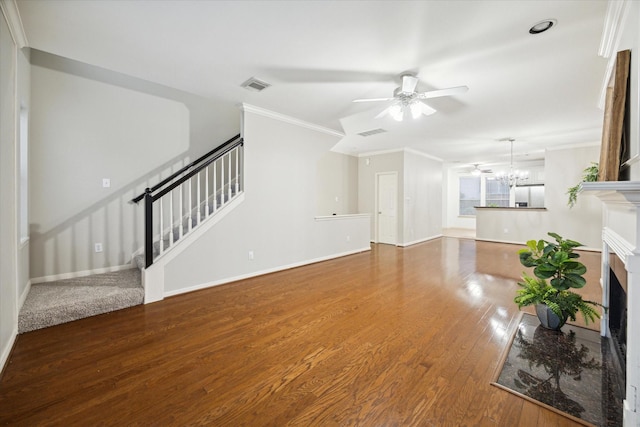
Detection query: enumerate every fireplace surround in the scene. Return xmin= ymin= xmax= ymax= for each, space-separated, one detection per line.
xmin=582 ymin=181 xmax=640 ymax=427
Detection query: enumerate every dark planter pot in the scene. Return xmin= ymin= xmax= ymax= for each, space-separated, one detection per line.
xmin=535 ymin=304 xmax=567 ymax=330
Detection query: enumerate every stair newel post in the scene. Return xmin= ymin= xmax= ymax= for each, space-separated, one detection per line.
xmin=144 ymin=188 xmax=154 ymax=268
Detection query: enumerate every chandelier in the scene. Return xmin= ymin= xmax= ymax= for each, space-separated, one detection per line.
xmin=495 ymin=138 xmax=528 ymax=188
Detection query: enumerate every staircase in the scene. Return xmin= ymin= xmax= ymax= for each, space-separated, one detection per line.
xmin=18 ymin=135 xmax=244 ymax=333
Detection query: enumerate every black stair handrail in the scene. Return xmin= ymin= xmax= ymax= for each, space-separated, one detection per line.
xmin=131 ymin=133 xmax=241 ymax=204
xmin=135 ymin=134 xmax=244 ymax=268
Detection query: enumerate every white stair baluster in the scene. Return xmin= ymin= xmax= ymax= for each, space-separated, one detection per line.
xmin=220 ymin=157 xmax=225 ymax=207
xmin=197 ymin=173 xmax=201 ymax=224
xmin=228 ymin=152 xmax=232 ymax=200
xmin=213 ymin=161 xmax=217 ymax=213
xmin=188 ymin=177 xmax=192 ymax=233
xmin=205 ymin=166 xmax=209 ymax=218
xmin=169 ymin=190 xmax=174 ymax=246
xmin=234 ymin=147 xmax=239 ymax=194
xmin=159 ymin=198 xmax=164 ymax=254
xmin=179 ymin=184 xmax=184 ymax=239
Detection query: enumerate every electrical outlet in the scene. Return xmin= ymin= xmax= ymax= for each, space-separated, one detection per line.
xmin=95 ymin=243 xmax=103 ymax=253
xmin=503 ymin=228 xmax=509 ymax=234
xmin=248 ymin=250 xmax=254 ymax=260
xmin=346 ymin=235 xmax=351 ymax=242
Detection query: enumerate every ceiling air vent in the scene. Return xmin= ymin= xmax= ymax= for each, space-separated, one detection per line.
xmin=357 ymin=128 xmax=387 ymax=137
xmin=241 ymin=77 xmax=271 ymax=92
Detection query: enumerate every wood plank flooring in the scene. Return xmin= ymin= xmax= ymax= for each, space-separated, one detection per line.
xmin=0 ymin=238 xmax=603 ymax=426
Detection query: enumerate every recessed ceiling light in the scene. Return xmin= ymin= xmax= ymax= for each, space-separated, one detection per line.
xmin=529 ymin=19 xmax=556 ymax=35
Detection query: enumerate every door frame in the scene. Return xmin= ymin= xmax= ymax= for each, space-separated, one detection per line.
xmin=374 ymin=171 xmax=398 ymax=244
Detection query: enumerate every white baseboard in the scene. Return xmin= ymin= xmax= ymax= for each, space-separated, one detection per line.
xmin=18 ymin=280 xmax=31 ymax=310
xmin=0 ymin=328 xmax=17 ymax=374
xmin=30 ymin=264 xmax=136 ymax=285
xmin=398 ymin=234 xmax=443 ymax=247
xmin=163 ymin=246 xmax=372 ymax=299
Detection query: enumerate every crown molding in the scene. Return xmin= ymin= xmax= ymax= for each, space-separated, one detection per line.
xmin=240 ymin=103 xmax=344 ymax=138
xmin=404 ymin=147 xmax=443 ymax=162
xmin=0 ymin=0 xmax=28 ymax=48
xmin=357 ymin=147 xmax=404 ymax=158
xmin=598 ymin=0 xmax=631 ymax=108
xmin=599 ymin=0 xmax=629 ymax=59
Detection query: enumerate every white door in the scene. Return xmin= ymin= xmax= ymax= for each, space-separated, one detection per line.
xmin=377 ymin=172 xmax=397 ymax=245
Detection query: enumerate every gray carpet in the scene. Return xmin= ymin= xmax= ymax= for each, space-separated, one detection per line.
xmin=19 ymin=268 xmax=144 ymax=333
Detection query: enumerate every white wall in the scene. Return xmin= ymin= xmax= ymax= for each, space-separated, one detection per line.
xmin=316 ymin=151 xmax=358 ymax=215
xmin=402 ymin=150 xmax=442 ymax=245
xmin=476 ymin=145 xmax=602 ymax=248
xmin=29 ymin=55 xmax=190 ymax=280
xmin=0 ymin=3 xmax=28 ymax=372
xmin=358 ymin=151 xmax=403 ymax=242
xmin=154 ymin=107 xmax=369 ymax=295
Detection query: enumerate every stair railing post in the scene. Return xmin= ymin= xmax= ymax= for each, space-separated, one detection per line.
xmin=144 ymin=188 xmax=154 ymax=268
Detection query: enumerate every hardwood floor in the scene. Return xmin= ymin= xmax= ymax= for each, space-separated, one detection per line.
xmin=0 ymin=238 xmax=602 ymax=426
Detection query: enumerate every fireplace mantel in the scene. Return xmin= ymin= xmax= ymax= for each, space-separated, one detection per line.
xmin=581 ymin=180 xmax=640 ymax=426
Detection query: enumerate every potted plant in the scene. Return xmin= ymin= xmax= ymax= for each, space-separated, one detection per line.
xmin=514 ymin=232 xmax=602 ymax=330
xmin=566 ymin=162 xmax=599 ymax=208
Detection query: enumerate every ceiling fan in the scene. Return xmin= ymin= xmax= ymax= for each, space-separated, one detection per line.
xmin=470 ymin=164 xmax=493 ymax=175
xmin=352 ymin=74 xmax=468 ymax=121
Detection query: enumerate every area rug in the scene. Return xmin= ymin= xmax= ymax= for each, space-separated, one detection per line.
xmin=492 ymin=313 xmax=623 ymax=427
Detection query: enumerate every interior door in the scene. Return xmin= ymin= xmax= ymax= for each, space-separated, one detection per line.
xmin=377 ymin=172 xmax=397 ymax=245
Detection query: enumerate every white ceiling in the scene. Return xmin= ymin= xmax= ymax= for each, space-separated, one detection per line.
xmin=16 ymin=0 xmax=609 ymax=167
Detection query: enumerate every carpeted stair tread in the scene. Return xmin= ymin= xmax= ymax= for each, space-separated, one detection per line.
xmin=19 ymin=269 xmax=144 ymax=333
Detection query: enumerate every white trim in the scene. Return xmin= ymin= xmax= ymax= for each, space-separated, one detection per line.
xmin=18 ymin=280 xmax=30 ymax=310
xmin=0 ymin=0 xmax=27 ymax=48
xmin=143 ymin=193 xmax=246 ymax=303
xmin=163 ymin=246 xmax=371 ymax=298
xmin=398 ymin=234 xmax=442 ymax=247
xmin=314 ymin=213 xmax=370 ymax=221
xmin=580 ymin=181 xmax=640 ymax=205
xmin=598 ymin=1 xmax=632 ymax=108
xmin=358 ymin=147 xmax=404 ymax=158
xmin=240 ymin=103 xmax=344 ymax=138
xmin=403 ymin=147 xmax=443 ymax=163
xmin=599 ymin=1 xmax=630 ymax=58
xmin=0 ymin=328 xmax=17 ymax=376
xmin=603 ymin=226 xmax=636 ymax=266
xmin=30 ymin=264 xmax=135 ymax=285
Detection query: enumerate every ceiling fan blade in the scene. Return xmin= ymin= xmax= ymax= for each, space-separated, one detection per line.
xmin=417 ymin=85 xmax=469 ymax=100
xmin=401 ymin=75 xmax=419 ymax=93
xmin=418 ymin=101 xmax=437 ymax=116
xmin=352 ymin=97 xmax=395 ymax=103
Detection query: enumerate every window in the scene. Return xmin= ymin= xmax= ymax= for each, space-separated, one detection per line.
xmin=485 ymin=178 xmax=510 ymax=207
xmin=459 ymin=176 xmax=480 ymax=215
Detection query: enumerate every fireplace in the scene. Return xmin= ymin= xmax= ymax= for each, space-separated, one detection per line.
xmin=581 ymin=181 xmax=640 ymax=427
xmin=608 ymin=254 xmax=627 ymax=392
